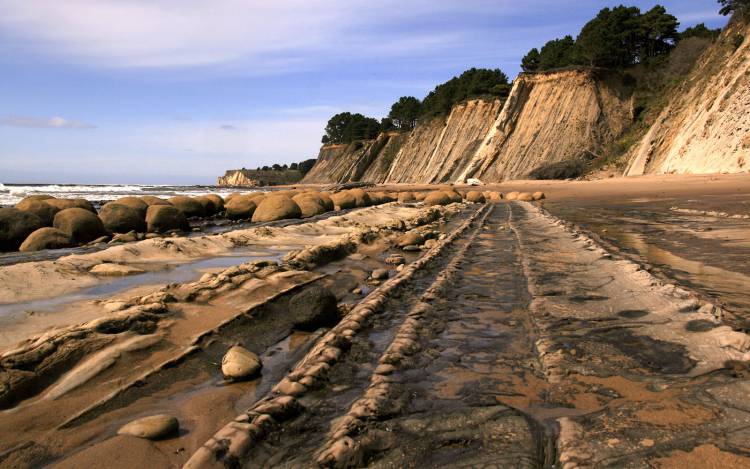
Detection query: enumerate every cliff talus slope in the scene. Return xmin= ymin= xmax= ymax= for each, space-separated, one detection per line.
xmin=626 ymin=21 xmax=750 ymax=175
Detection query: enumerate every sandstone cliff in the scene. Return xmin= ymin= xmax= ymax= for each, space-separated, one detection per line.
xmin=302 ymin=69 xmax=633 ymax=184
xmin=218 ymin=169 xmax=303 ymax=187
xmin=626 ymin=20 xmax=750 ymax=176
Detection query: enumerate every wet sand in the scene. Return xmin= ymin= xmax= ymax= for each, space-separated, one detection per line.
xmin=0 ymin=174 xmax=749 ymax=468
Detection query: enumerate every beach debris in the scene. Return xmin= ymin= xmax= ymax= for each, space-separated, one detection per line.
xmin=466 ymin=178 xmax=484 ymax=186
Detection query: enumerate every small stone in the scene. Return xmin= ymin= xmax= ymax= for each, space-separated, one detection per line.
xmin=384 ymin=254 xmax=405 ymax=265
xmin=402 ymin=245 xmax=421 ymax=252
xmin=222 ymin=345 xmax=262 ymax=380
xmin=640 ymin=439 xmax=655 ymax=447
xmin=371 ymin=269 xmax=389 ymax=280
xmin=352 ymin=287 xmax=362 ymax=295
xmin=117 ymin=414 xmax=179 ymax=440
xmin=396 ymin=264 xmax=404 ymax=272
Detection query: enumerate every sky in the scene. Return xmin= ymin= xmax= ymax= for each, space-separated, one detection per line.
xmin=0 ymin=0 xmax=727 ymax=185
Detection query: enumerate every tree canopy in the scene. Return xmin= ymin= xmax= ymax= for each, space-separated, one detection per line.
xmin=521 ymin=5 xmax=680 ymax=72
xmin=718 ymin=0 xmax=750 ymax=18
xmin=388 ymin=96 xmax=422 ymax=131
xmin=321 ymin=112 xmax=382 ymax=144
xmin=420 ymin=68 xmax=511 ymax=118
xmin=680 ymin=23 xmax=722 ymax=40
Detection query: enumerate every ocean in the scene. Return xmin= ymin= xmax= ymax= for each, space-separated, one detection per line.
xmin=0 ymin=183 xmax=252 ymax=207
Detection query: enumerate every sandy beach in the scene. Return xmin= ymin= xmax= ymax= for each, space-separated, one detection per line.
xmin=0 ymin=174 xmax=747 ymax=468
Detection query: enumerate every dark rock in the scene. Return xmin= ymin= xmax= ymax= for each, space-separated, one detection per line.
xmin=53 ymin=208 xmax=106 ymax=244
xmin=145 ymin=205 xmax=189 ymax=233
xmin=45 ymin=198 xmax=96 ymax=213
xmin=225 ymin=195 xmax=259 ymax=220
xmin=289 ymin=286 xmax=339 ymax=331
xmin=167 ymin=196 xmax=205 ymax=218
xmin=15 ymin=198 xmax=60 ymax=226
xmin=99 ymin=203 xmax=146 ymax=234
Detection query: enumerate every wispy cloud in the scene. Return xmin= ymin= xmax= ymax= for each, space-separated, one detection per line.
xmin=0 ymin=115 xmax=96 ymax=129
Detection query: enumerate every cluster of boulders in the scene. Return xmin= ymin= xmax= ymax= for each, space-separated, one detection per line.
xmin=1 ymin=187 xmax=547 ymax=253
xmin=1 ymin=194 xmax=210 ymax=252
xmin=419 ymin=187 xmax=546 ymax=206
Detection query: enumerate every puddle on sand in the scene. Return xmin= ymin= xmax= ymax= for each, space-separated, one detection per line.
xmin=546 ymin=198 xmax=750 ymax=316
xmin=0 ymin=251 xmax=285 ymax=349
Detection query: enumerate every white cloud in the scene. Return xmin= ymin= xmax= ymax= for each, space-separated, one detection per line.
xmin=0 ymin=0 xmax=479 ymax=70
xmin=0 ymin=115 xmax=96 ymax=129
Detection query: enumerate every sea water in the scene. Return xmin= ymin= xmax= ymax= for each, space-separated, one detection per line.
xmin=0 ymin=183 xmax=255 ymax=206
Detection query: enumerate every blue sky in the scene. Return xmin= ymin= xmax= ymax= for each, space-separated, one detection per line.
xmin=0 ymin=0 xmax=726 ymax=184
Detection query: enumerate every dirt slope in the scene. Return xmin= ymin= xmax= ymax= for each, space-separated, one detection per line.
xmin=626 ymin=20 xmax=750 ymax=175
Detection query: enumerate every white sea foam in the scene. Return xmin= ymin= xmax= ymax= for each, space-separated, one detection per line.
xmin=0 ymin=184 xmax=257 ymax=206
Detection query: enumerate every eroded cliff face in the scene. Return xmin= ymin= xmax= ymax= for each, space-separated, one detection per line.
xmin=462 ymin=70 xmax=633 ymax=181
xmin=626 ymin=21 xmax=750 ymax=176
xmin=302 ymin=70 xmax=633 ymax=184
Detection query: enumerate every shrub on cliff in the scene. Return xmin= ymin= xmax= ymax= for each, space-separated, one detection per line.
xmin=321 ymin=112 xmax=382 ymax=144
xmin=719 ymin=0 xmax=750 ymax=19
xmin=388 ymin=96 xmax=422 ymax=131
xmin=420 ymin=68 xmax=511 ymax=118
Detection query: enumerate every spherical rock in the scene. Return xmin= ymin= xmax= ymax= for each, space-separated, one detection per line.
xmin=225 ymin=195 xmax=258 ymax=220
xmin=224 ymin=192 xmax=241 ymax=203
xmin=289 ymin=285 xmax=339 ymax=331
xmin=19 ymin=227 xmax=72 ymax=252
xmin=371 ymin=269 xmax=389 ymax=280
xmin=488 ymin=192 xmax=503 ymax=202
xmin=292 ymin=193 xmax=328 ymax=218
xmin=330 ymin=191 xmax=356 ymax=210
xmin=22 ymin=195 xmax=54 ymax=202
xmin=397 ymin=231 xmax=425 ymax=248
xmin=316 ymin=192 xmax=335 ymax=211
xmin=99 ymin=202 xmax=146 ymax=234
xmin=204 ymin=194 xmax=225 ymax=212
xmin=167 ymin=196 xmax=205 ymax=218
xmin=532 ymin=191 xmax=546 ymax=200
xmin=517 ymin=192 xmax=534 ymax=201
xmin=112 ymin=197 xmax=149 ymax=217
xmin=194 ymin=195 xmax=220 ymax=215
xmin=251 ymin=195 xmax=302 ymax=222
xmin=140 ymin=195 xmax=171 ymax=206
xmin=397 ymin=192 xmax=415 ymax=203
xmin=46 ymin=198 xmax=96 ymax=214
xmin=15 ymin=198 xmax=60 ymax=226
xmin=221 ymin=345 xmax=262 ymax=380
xmin=423 ymin=191 xmax=452 ymax=206
xmin=505 ymin=191 xmax=520 ymax=201
xmin=443 ymin=190 xmax=463 ymax=203
xmin=117 ymin=414 xmax=179 ymax=440
xmin=414 ymin=192 xmax=428 ymax=201
xmin=53 ymin=208 xmax=106 ymax=244
xmin=348 ymin=189 xmax=371 ymax=207
xmin=466 ymin=191 xmax=486 ymax=203
xmin=145 ymin=205 xmax=189 ymax=233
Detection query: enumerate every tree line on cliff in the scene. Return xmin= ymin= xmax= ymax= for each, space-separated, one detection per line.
xmin=321 ymin=1 xmax=739 ymax=146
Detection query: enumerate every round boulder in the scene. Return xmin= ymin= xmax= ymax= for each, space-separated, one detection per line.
xmin=251 ymin=195 xmax=302 ymax=223
xmin=145 ymin=205 xmax=189 ymax=233
xmin=505 ymin=191 xmax=520 ymax=201
xmin=167 ymin=196 xmax=205 ymax=218
xmin=46 ymin=198 xmax=96 ymax=214
xmin=397 ymin=231 xmax=425 ymax=248
xmin=203 ymin=194 xmax=225 ymax=213
xmin=424 ymin=191 xmax=452 ymax=206
xmin=224 ymin=195 xmax=259 ymax=220
xmin=398 ymin=192 xmax=415 ymax=203
xmin=0 ymin=208 xmax=45 ymax=251
xmin=316 ymin=192 xmax=335 ymax=211
xmin=140 ymin=195 xmax=171 ymax=206
xmin=444 ymin=190 xmax=463 ymax=203
xmin=289 ymin=286 xmax=339 ymax=331
xmin=22 ymin=195 xmax=54 ymax=202
xmin=221 ymin=345 xmax=262 ymax=381
xmin=517 ymin=192 xmax=534 ymax=201
xmin=330 ymin=191 xmax=356 ymax=210
xmin=194 ymin=195 xmax=219 ymax=216
xmin=19 ymin=227 xmax=73 ymax=252
xmin=99 ymin=202 xmax=146 ymax=234
xmin=348 ymin=189 xmax=371 ymax=207
xmin=466 ymin=191 xmax=486 ymax=203
xmin=117 ymin=414 xmax=179 ymax=440
xmin=15 ymin=198 xmax=60 ymax=226
xmin=224 ymin=192 xmax=241 ymax=203
xmin=292 ymin=193 xmax=329 ymax=218
xmin=533 ymin=191 xmax=546 ymax=200
xmin=113 ymin=197 xmax=149 ymax=217
xmin=488 ymin=192 xmax=503 ymax=202
xmin=53 ymin=208 xmax=107 ymax=244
